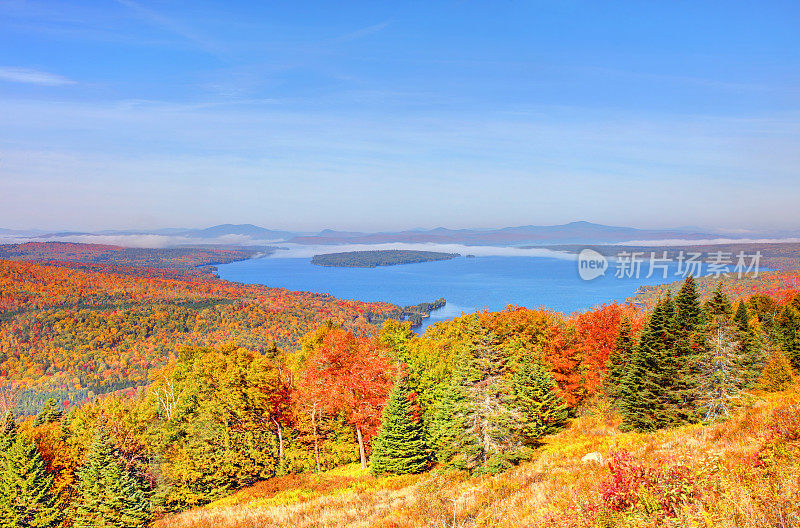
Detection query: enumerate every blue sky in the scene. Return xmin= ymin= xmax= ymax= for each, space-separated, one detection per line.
xmin=1 ymin=1 xmax=799 ymax=232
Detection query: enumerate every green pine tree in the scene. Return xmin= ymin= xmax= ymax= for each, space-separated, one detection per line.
xmin=0 ymin=412 xmax=15 ymax=454
xmin=370 ymin=376 xmax=430 ymax=475
xmin=429 ymin=358 xmax=482 ymax=470
xmin=675 ymin=276 xmax=702 ymax=329
xmin=34 ymin=399 xmax=62 ymax=427
xmin=605 ymin=316 xmax=634 ymax=404
xmin=0 ymin=430 xmax=60 ymax=528
xmin=619 ymin=299 xmax=677 ymax=432
xmin=777 ymin=305 xmax=800 ymax=371
xmin=734 ymin=299 xmax=750 ymax=333
xmin=72 ymin=428 xmax=151 ymax=528
xmin=705 ymin=282 xmax=733 ymax=318
xmin=733 ymin=301 xmax=765 ymax=387
xmin=512 ymin=355 xmax=568 ymax=445
xmin=672 ymin=276 xmax=704 ymax=424
xmin=658 ymin=291 xmax=684 ymax=421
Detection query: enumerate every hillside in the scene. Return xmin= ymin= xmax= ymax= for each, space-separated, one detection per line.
xmin=630 ymin=270 xmax=800 ymax=309
xmin=2 ymin=247 xmax=800 ymax=528
xmin=155 ymin=391 xmax=800 ymax=528
xmin=0 ymin=259 xmax=398 ymax=412
xmin=0 ymin=241 xmax=263 ymax=269
xmin=543 ymin=241 xmax=800 ymax=272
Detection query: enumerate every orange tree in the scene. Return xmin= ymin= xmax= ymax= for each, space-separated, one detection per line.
xmin=297 ymin=329 xmax=396 ymax=468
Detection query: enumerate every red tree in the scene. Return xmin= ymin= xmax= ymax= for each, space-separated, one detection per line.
xmin=542 ymin=321 xmax=584 ymax=407
xmin=298 ymin=328 xmax=397 ymax=468
xmin=571 ymin=303 xmax=642 ymax=397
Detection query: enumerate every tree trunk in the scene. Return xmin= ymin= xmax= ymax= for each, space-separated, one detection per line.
xmin=273 ymin=418 xmax=284 ymax=467
xmin=312 ymin=408 xmax=321 ymax=473
xmin=356 ymin=425 xmax=367 ymax=469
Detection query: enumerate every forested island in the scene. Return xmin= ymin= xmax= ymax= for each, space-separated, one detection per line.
xmin=311 ymin=249 xmax=460 ymax=267
xmin=367 ymin=297 xmax=447 ymax=327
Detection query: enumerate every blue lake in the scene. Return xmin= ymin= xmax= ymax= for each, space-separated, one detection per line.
xmin=216 ymin=255 xmax=684 ymax=332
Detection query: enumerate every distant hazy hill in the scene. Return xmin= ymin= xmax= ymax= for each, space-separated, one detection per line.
xmin=0 ymin=228 xmax=47 ymax=236
xmin=290 ymin=221 xmax=718 ymax=246
xmin=11 ymin=221 xmax=790 ymax=248
xmin=0 ymin=241 xmax=261 ymax=269
xmin=24 ymin=224 xmax=296 ymax=243
xmin=182 ymin=224 xmax=294 ymax=240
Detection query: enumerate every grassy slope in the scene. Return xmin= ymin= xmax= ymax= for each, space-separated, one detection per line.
xmin=155 ymin=390 xmax=800 ymax=528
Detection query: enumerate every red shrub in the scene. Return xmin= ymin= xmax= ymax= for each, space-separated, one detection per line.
xmin=599 ymin=451 xmax=701 ymax=518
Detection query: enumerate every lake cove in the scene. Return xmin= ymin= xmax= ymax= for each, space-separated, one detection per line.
xmin=216 ymin=255 xmax=686 ymax=332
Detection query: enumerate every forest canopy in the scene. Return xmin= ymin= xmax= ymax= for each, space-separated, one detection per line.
xmin=311 ymin=250 xmax=460 ymax=268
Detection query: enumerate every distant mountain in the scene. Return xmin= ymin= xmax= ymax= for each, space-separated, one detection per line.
xmin=26 ymin=224 xmax=296 ymax=243
xmin=8 ymin=221 xmax=795 ymax=249
xmin=0 ymin=228 xmax=49 ymax=236
xmin=183 ymin=224 xmax=294 ymax=240
xmin=288 ymin=221 xmax=719 ymax=246
xmin=313 ymin=229 xmax=367 ymax=238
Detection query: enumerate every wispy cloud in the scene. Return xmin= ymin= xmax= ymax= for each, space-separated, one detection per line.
xmin=335 ymin=22 xmax=389 ymax=43
xmin=620 ymin=238 xmax=800 ymax=247
xmin=2 ymin=95 xmax=800 ymax=233
xmin=113 ymin=0 xmax=224 ymax=55
xmin=0 ymin=67 xmax=76 ymax=86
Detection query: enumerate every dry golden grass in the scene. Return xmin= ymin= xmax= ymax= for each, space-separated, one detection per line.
xmin=153 ymin=389 xmax=800 ymax=528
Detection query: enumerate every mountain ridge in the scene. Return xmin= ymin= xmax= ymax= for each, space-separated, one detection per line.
xmin=3 ymin=221 xmax=796 ymax=248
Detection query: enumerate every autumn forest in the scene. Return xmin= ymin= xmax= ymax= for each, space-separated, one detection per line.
xmin=0 ymin=240 xmax=799 ymax=527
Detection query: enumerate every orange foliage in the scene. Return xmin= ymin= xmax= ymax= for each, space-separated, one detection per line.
xmin=0 ymin=241 xmax=253 ymax=269
xmin=569 ymin=303 xmax=644 ymax=397
xmin=298 ymin=329 xmax=397 ymax=446
xmin=0 ymin=260 xmax=397 ymax=401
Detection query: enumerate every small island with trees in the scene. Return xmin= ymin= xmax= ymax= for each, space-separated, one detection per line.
xmin=311 ymin=249 xmax=460 ymax=267
xmin=367 ymin=297 xmax=446 ymax=327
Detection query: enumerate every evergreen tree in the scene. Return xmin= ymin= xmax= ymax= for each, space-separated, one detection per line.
xmin=749 ymin=295 xmax=781 ymax=343
xmin=429 ymin=357 xmax=483 ymax=470
xmin=734 ymin=300 xmax=750 ymax=333
xmin=430 ymin=318 xmax=534 ymax=474
xmin=34 ymin=399 xmax=62 ymax=427
xmin=619 ymin=299 xmax=676 ymax=432
xmin=605 ymin=316 xmax=634 ymax=404
xmin=370 ymin=376 xmax=430 ymax=476
xmin=658 ymin=292 xmax=684 ymax=421
xmin=462 ymin=321 xmax=529 ymax=473
xmin=705 ymin=282 xmax=733 ymax=318
xmin=733 ymin=301 xmax=765 ymax=387
xmin=72 ymin=428 xmax=151 ymax=528
xmin=512 ymin=355 xmax=568 ymax=445
xmin=675 ymin=276 xmax=702 ymax=330
xmin=698 ymin=322 xmax=743 ymax=422
xmin=430 ymin=317 xmax=530 ymax=473
xmin=0 ymin=412 xmax=15 ymax=454
xmin=672 ymin=276 xmax=704 ymax=423
xmin=661 ymin=291 xmax=677 ymax=351
xmin=0 ymin=431 xmax=60 ymax=528
xmin=777 ymin=305 xmax=800 ymax=371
